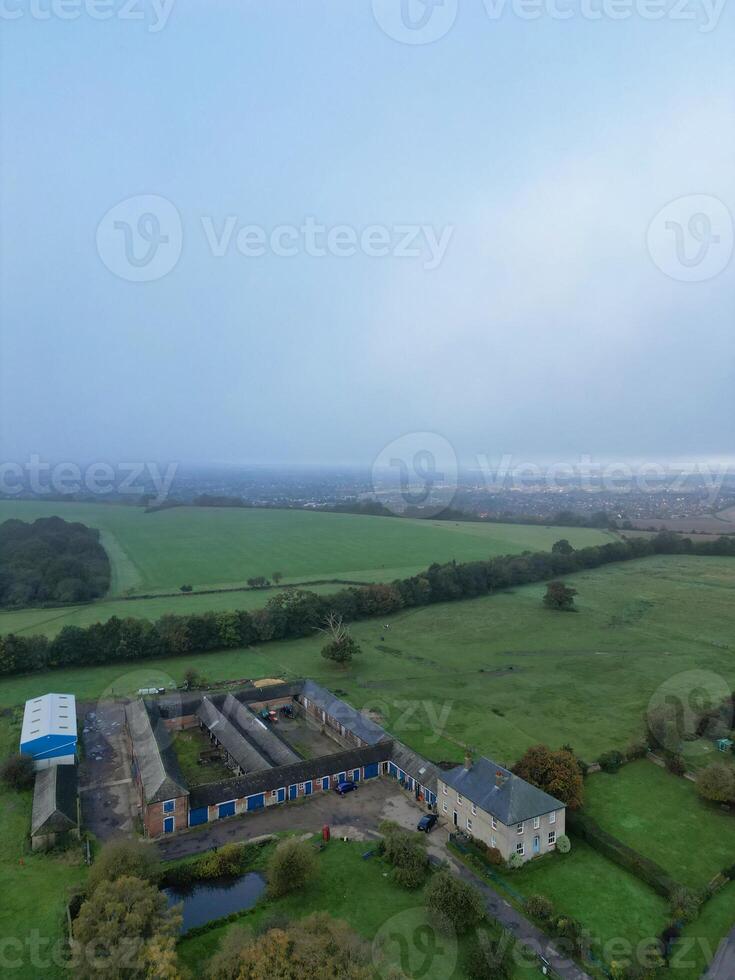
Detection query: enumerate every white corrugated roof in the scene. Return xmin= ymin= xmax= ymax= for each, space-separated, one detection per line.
xmin=20 ymin=693 xmax=77 ymax=746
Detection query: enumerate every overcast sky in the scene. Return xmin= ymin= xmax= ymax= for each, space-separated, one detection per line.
xmin=1 ymin=0 xmax=733 ymax=468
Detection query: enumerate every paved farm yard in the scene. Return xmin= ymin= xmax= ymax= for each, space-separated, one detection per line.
xmin=584 ymin=760 xmax=735 ymax=890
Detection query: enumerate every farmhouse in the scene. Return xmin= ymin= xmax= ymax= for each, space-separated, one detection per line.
xmin=124 ymin=680 xmax=563 ymax=848
xmin=20 ymin=693 xmax=77 ymax=769
xmin=438 ymin=756 xmax=565 ymax=862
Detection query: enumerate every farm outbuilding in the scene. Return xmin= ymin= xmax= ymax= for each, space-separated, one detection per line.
xmin=30 ymin=762 xmax=80 ymax=851
xmin=20 ymin=693 xmax=77 ymax=769
xmin=716 ymin=738 xmax=734 ymax=753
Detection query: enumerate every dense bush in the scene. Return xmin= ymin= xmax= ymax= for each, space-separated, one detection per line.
xmin=0 ymin=516 xmax=110 ymax=607
xmin=598 ymin=750 xmax=625 ymax=773
xmin=267 ymin=839 xmax=318 ymax=898
xmin=426 ymin=870 xmax=485 ymax=935
xmin=88 ymin=838 xmax=161 ymax=893
xmin=380 ymin=825 xmax=429 ymax=889
xmin=513 ymin=744 xmax=584 ymax=809
xmin=0 ymin=753 xmax=35 ymax=790
xmin=465 ymin=926 xmax=514 ymax=979
xmin=2 ymin=531 xmax=733 ymax=677
xmin=525 ymin=894 xmax=554 ymax=920
xmin=696 ymin=763 xmax=735 ymax=804
xmin=556 ymin=834 xmax=571 ymax=854
xmin=567 ymin=812 xmax=680 ymax=897
xmin=508 ymin=853 xmax=524 ymax=870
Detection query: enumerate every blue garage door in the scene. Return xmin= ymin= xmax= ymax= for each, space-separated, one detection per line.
xmin=339 ymin=772 xmax=347 ymax=782
xmin=218 ymin=800 xmax=236 ymax=819
xmin=247 ymin=794 xmax=265 ymax=812
xmin=304 ymin=781 xmax=313 ymax=795
xmin=353 ymin=769 xmax=360 ymax=781
xmin=289 ymin=784 xmax=298 ymax=800
xmin=364 ymin=763 xmax=379 ymax=779
xmin=388 ymin=763 xmax=398 ymax=778
xmin=322 ymin=776 xmax=330 ymax=791
xmin=188 ymin=806 xmax=208 ymax=827
xmin=277 ymin=787 xmax=286 ymax=803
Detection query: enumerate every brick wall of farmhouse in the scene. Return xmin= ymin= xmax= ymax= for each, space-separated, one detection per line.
xmin=144 ymin=795 xmax=189 ymax=837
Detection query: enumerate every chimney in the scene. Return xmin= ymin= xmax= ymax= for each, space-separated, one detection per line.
xmin=463 ymin=751 xmax=473 ymax=771
xmin=495 ymin=769 xmax=505 ymax=788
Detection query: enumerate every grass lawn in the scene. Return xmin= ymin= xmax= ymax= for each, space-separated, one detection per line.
xmin=673 ymin=881 xmax=735 ymax=979
xmin=176 ymin=838 xmax=540 ymax=979
xmin=0 ymin=555 xmax=734 ymax=767
xmin=584 ymin=760 xmax=735 ymax=890
xmin=0 ymin=498 xmax=614 ymax=600
xmin=0 ymin=714 xmax=87 ymax=980
xmin=171 ymin=728 xmax=233 ymax=786
xmin=493 ymin=841 xmax=669 ymax=963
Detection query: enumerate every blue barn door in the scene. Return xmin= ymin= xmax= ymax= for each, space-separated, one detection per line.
xmin=247 ymin=794 xmax=265 ymax=812
xmin=339 ymin=772 xmax=347 ymax=782
xmin=277 ymin=787 xmax=286 ymax=803
xmin=188 ymin=806 xmax=208 ymax=827
xmin=322 ymin=776 xmax=330 ymax=791
xmin=218 ymin=800 xmax=236 ymax=819
xmin=353 ymin=769 xmax=360 ymax=782
xmin=304 ymin=781 xmax=313 ymax=795
xmin=163 ymin=816 xmax=175 ymax=833
xmin=289 ymin=784 xmax=298 ymax=800
xmin=364 ymin=763 xmax=379 ymax=779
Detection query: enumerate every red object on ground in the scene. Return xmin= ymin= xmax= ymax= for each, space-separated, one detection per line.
xmin=322 ymin=824 xmax=330 ymax=842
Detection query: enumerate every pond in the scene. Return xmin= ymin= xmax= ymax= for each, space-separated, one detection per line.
xmin=164 ymin=872 xmax=267 ymax=932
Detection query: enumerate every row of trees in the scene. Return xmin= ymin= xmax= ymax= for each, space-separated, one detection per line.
xmin=0 ymin=516 xmax=110 ymax=607
xmin=3 ymin=530 xmax=734 ymax=677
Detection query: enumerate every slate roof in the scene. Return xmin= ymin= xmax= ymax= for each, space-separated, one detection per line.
xmin=439 ymin=757 xmax=564 ymax=825
xmin=31 ymin=763 xmax=78 ymax=836
xmin=196 ymin=698 xmax=272 ymax=774
xmin=189 ymin=741 xmax=392 ymax=808
xmin=216 ymin=693 xmax=300 ymax=767
xmin=299 ymin=680 xmax=390 ymax=746
xmin=390 ymin=740 xmax=440 ymax=794
xmin=125 ymin=700 xmax=188 ymax=804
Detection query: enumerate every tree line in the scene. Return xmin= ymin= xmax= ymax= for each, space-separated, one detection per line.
xmin=1 ymin=530 xmax=734 ymax=677
xmin=0 ymin=516 xmax=110 ymax=608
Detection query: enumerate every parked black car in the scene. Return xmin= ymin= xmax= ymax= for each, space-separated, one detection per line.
xmin=417 ymin=814 xmax=438 ymax=833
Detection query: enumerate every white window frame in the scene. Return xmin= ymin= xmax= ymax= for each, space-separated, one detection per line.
xmin=549 ymin=810 xmax=556 ymax=824
xmin=548 ymin=831 xmax=556 ymax=846
xmin=163 ymin=799 xmax=175 ymax=814
xmin=471 ymin=803 xmax=477 ymax=816
xmin=516 ymin=842 xmax=525 ymax=856
xmin=466 ymin=817 xmax=473 ymax=832
xmin=516 ymin=821 xmax=524 ymax=835
xmin=298 ymin=782 xmax=305 ymax=792
xmin=457 ymin=794 xmax=463 ymax=806
xmin=443 ymin=785 xmax=448 ymax=795
xmin=442 ymin=801 xmax=448 ymax=813
xmin=490 ymin=835 xmax=496 ymax=848
xmin=270 ymin=789 xmax=278 ymax=798
xmin=533 ymin=816 xmax=540 ymax=830
xmin=491 ymin=816 xmax=497 ymax=830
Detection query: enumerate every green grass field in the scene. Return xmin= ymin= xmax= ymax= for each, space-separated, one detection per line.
xmin=176 ymin=838 xmax=539 ymax=979
xmin=1 ymin=554 xmax=734 ymax=769
xmin=0 ymin=498 xmax=614 ymax=596
xmin=584 ymin=761 xmax=735 ymax=890
xmin=0 ymin=712 xmax=87 ymax=979
xmin=674 ymin=881 xmax=735 ymax=979
xmin=495 ymin=841 xmax=668 ymax=960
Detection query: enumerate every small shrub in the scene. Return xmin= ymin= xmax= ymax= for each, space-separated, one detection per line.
xmin=525 ymin=894 xmax=554 ymax=920
xmin=88 ymin=839 xmax=160 ymax=893
xmin=198 ymin=843 xmax=245 ymax=879
xmin=486 ymin=846 xmax=504 ymax=866
xmin=507 ymin=852 xmax=524 ymax=870
xmin=556 ymin=834 xmax=571 ymax=854
xmin=0 ymin=753 xmax=35 ymax=791
xmin=598 ymin=750 xmax=625 ymax=773
xmin=669 ymin=886 xmax=702 ymax=924
xmin=625 ymin=739 xmax=649 ymax=761
xmin=664 ymin=753 xmax=687 ymax=777
xmin=267 ymin=839 xmax=318 ymax=898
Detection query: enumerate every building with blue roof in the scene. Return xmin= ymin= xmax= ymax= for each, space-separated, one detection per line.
xmin=20 ymin=693 xmax=77 ymax=770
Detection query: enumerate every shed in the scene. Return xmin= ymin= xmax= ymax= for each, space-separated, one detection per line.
xmin=716 ymin=738 xmax=734 ymax=753
xmin=20 ymin=694 xmax=77 ymax=769
xmin=31 ymin=763 xmax=79 ymax=850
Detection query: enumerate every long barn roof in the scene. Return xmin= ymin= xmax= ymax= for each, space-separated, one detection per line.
xmin=21 ymin=693 xmax=77 ymax=747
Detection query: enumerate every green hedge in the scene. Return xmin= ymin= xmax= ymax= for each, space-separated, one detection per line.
xmin=567 ymin=812 xmax=682 ymax=898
